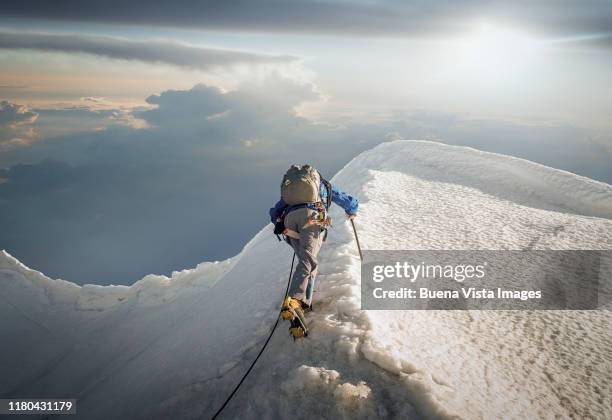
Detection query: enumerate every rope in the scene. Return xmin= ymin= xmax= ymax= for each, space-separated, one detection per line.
xmin=210 ymin=252 xmax=296 ymax=420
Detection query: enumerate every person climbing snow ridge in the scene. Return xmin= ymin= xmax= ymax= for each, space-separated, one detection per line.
xmin=269 ymin=164 xmax=358 ymax=338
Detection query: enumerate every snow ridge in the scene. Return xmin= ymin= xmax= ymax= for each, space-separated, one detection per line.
xmin=1 ymin=140 xmax=611 ymax=419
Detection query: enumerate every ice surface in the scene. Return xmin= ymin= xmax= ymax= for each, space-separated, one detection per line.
xmin=1 ymin=140 xmax=611 ymax=419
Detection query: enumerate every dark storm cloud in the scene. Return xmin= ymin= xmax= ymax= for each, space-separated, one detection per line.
xmin=0 ymin=31 xmax=298 ymax=70
xmin=2 ymin=1 xmax=612 ymax=42
xmin=1 ymin=1 xmax=461 ymax=35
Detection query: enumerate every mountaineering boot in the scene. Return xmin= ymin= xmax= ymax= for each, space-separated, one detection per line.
xmin=289 ymin=318 xmax=307 ymax=339
xmin=281 ymin=297 xmax=309 ymax=339
xmin=289 ymin=310 xmax=308 ymax=339
xmin=281 ymin=297 xmax=302 ymax=320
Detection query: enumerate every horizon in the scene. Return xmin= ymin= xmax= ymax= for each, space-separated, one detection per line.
xmin=1 ymin=1 xmax=612 ymax=285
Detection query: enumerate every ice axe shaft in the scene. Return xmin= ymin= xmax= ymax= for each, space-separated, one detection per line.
xmin=350 ymin=218 xmax=363 ymax=261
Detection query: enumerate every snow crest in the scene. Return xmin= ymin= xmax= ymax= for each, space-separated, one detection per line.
xmin=1 ymin=140 xmax=611 ymax=419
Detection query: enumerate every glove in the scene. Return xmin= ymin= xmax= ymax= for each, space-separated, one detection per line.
xmin=346 ymin=213 xmax=356 ymax=220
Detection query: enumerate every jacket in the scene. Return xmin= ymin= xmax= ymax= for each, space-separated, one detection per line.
xmin=269 ymin=181 xmax=358 ymax=223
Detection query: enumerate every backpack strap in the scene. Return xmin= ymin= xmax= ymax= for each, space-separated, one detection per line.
xmin=283 ymin=203 xmax=309 ymax=217
xmin=321 ymin=178 xmax=333 ymax=209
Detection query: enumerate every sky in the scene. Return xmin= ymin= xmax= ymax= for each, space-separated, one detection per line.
xmin=1 ymin=1 xmax=611 ymax=285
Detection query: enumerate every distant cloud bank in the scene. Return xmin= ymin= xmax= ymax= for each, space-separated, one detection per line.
xmin=1 ymin=77 xmax=610 ymax=286
xmin=0 ymin=100 xmax=37 ymax=126
xmin=0 ymin=31 xmax=299 ymax=70
xmin=0 ymin=100 xmax=38 ymax=150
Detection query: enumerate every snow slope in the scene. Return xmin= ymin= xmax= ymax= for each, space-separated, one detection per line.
xmin=1 ymin=140 xmax=611 ymax=419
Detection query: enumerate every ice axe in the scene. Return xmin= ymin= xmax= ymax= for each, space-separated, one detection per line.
xmin=350 ymin=217 xmax=363 ymax=261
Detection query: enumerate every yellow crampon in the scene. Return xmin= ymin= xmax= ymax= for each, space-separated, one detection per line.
xmin=281 ymin=297 xmax=301 ymax=320
xmin=281 ymin=297 xmax=308 ymax=339
xmin=289 ymin=326 xmax=305 ymax=338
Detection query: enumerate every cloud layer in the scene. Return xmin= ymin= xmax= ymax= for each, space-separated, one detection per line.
xmin=1 ymin=78 xmax=610 ymax=286
xmin=0 ymin=100 xmax=38 ymax=150
xmin=0 ymin=31 xmax=298 ymax=70
xmin=0 ymin=100 xmax=37 ymax=126
xmin=3 ymin=1 xmax=612 ymax=42
xmin=0 ymin=77 xmax=385 ymax=285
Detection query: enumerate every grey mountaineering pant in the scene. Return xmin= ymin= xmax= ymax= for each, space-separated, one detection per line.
xmin=284 ymin=207 xmax=324 ymax=305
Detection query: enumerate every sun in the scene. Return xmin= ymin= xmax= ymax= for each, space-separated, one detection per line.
xmin=453 ymin=22 xmax=542 ymax=81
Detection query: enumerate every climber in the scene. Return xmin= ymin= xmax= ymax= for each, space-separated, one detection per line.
xmin=269 ymin=165 xmax=358 ymax=336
